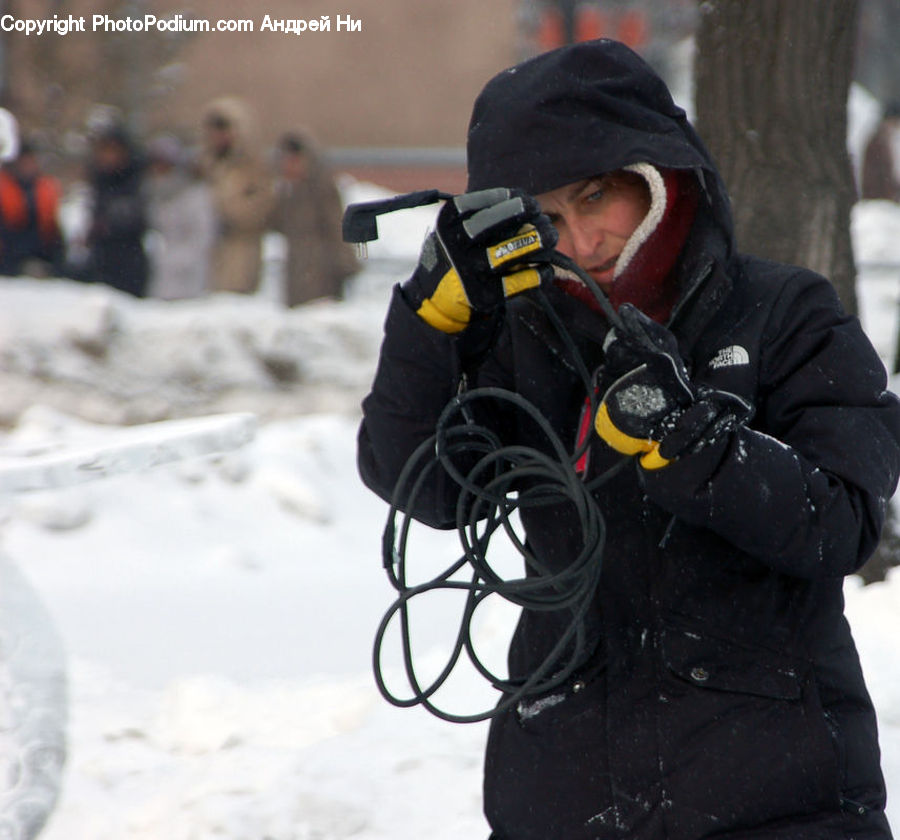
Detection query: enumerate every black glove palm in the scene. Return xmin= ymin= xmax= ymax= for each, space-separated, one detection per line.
xmin=595 ymin=304 xmax=752 ymax=469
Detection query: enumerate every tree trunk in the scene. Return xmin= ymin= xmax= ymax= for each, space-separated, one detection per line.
xmin=694 ymin=0 xmax=900 ymax=583
xmin=694 ymin=0 xmax=859 ymax=313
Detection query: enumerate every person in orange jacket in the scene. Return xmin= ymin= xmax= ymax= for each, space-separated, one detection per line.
xmin=0 ymin=140 xmax=64 ymax=277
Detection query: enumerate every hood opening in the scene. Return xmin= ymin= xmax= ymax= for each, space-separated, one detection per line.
xmin=553 ymin=164 xmax=700 ymax=324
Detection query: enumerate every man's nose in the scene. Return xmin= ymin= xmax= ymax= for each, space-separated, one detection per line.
xmin=568 ymin=217 xmax=601 ymax=263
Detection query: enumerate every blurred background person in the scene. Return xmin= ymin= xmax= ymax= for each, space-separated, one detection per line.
xmin=0 ymin=136 xmax=64 ymax=278
xmin=145 ymin=133 xmax=215 ymax=300
xmin=268 ymin=131 xmax=358 ymax=306
xmin=86 ymin=123 xmax=149 ymax=297
xmin=861 ymin=101 xmax=900 ymax=202
xmin=200 ymin=97 xmax=273 ymax=295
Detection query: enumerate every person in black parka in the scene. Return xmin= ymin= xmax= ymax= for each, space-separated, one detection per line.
xmin=86 ymin=124 xmax=149 ymax=297
xmin=358 ymin=39 xmax=900 ymax=840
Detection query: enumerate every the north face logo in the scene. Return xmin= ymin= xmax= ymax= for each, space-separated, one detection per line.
xmin=708 ymin=345 xmax=750 ymax=369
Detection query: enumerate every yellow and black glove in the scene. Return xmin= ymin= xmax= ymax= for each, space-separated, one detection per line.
xmin=404 ymin=188 xmax=557 ymax=335
xmin=595 ymin=304 xmax=752 ymax=469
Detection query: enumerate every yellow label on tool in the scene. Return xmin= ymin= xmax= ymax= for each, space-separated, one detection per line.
xmin=487 ymin=227 xmax=542 ymax=269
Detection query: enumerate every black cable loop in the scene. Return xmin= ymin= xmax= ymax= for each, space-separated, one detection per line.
xmin=373 ymin=254 xmax=631 ymax=723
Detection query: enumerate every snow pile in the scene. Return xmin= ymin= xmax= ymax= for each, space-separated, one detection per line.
xmin=0 ymin=276 xmax=386 ymax=426
xmin=854 ymin=200 xmax=900 ymax=268
xmin=0 ymin=184 xmax=899 ymax=838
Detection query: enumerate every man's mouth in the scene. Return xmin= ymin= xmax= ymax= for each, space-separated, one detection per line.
xmin=585 ymin=255 xmax=620 ymax=291
xmin=551 ymin=255 xmax=620 ymax=293
xmin=590 ymin=255 xmax=619 ymax=276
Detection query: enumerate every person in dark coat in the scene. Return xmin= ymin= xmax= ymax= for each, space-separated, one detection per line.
xmin=268 ymin=131 xmax=359 ymax=306
xmin=357 ymin=39 xmax=900 ymax=840
xmin=86 ymin=124 xmax=149 ymax=297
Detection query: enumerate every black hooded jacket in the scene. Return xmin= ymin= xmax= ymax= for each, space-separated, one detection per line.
xmin=358 ymin=40 xmax=900 ymax=840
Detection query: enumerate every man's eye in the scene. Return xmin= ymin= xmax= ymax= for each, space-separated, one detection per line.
xmin=585 ymin=188 xmax=605 ymax=203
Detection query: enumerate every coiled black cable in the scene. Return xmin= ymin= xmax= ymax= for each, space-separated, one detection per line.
xmin=372 ymin=253 xmax=629 ymax=723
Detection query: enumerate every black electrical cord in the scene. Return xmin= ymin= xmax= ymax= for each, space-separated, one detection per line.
xmin=342 ymin=189 xmax=655 ymax=723
xmin=372 ymin=252 xmax=633 ymax=724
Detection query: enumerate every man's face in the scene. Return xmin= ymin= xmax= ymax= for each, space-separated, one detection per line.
xmin=536 ymin=171 xmax=651 ymax=293
xmin=280 ymin=150 xmax=309 ymax=182
xmin=15 ymin=152 xmax=39 ymax=181
xmin=93 ymin=138 xmax=128 ymax=173
xmin=205 ymin=118 xmax=234 ymax=157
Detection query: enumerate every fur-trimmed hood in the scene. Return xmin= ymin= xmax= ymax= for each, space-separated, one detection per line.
xmin=202 ymin=96 xmax=262 ymax=162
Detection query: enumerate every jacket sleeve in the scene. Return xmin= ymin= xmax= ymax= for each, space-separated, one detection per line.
xmin=357 ymin=285 xmax=471 ymax=529
xmin=642 ymin=272 xmax=900 ymax=579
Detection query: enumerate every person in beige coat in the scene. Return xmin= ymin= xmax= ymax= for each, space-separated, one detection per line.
xmin=269 ymin=132 xmax=358 ymax=306
xmin=200 ymin=97 xmax=273 ymax=294
xmin=861 ymin=101 xmax=900 ymax=203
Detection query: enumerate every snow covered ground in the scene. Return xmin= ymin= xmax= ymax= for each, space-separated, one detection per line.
xmin=1 ymin=182 xmax=900 ymax=839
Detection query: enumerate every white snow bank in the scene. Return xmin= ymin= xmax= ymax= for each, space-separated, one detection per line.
xmin=0 ymin=279 xmax=383 ymax=425
xmin=854 ymin=200 xmax=900 ymax=268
